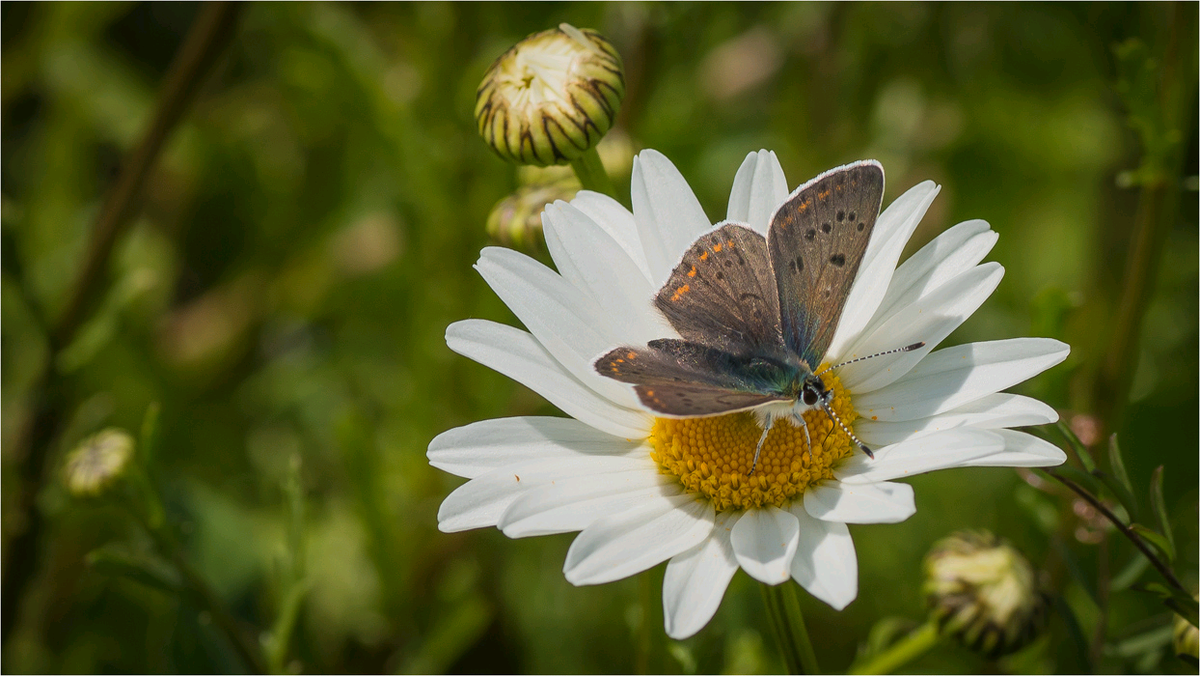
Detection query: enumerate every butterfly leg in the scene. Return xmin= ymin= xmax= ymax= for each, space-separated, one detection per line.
xmin=748 ymin=417 xmax=774 ymax=477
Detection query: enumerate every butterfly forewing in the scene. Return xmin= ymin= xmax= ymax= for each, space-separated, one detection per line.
xmin=768 ymin=162 xmax=884 ymax=367
xmin=653 ymin=223 xmax=786 ymax=359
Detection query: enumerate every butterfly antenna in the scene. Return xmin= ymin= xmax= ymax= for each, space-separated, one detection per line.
xmin=748 ymin=418 xmax=775 ymax=476
xmin=816 ymin=342 xmax=926 ymax=376
xmin=819 ymin=399 xmax=874 ymax=459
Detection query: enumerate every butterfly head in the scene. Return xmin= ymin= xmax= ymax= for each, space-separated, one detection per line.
xmin=800 ymin=372 xmax=831 ymax=408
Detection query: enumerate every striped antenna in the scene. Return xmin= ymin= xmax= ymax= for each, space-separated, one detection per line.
xmin=817 ymin=342 xmax=925 ymax=376
xmin=819 ymin=399 xmax=874 ymax=459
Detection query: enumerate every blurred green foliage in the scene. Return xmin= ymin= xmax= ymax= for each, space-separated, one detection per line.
xmin=1 ymin=2 xmax=1196 ymax=674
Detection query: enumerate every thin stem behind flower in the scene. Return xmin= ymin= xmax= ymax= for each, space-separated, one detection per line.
xmin=761 ymin=582 xmax=820 ymax=675
xmin=1050 ymin=472 xmax=1187 ymax=594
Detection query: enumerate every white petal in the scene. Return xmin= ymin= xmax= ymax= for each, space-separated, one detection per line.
xmin=835 ymin=428 xmax=1005 ymax=484
xmin=955 ymin=429 xmax=1067 ymax=468
xmin=662 ymin=511 xmax=741 ymax=640
xmin=437 ymin=455 xmax=648 ymax=532
xmin=730 ymin=506 xmax=800 ymax=584
xmin=474 ymin=248 xmax=639 ymax=406
xmin=499 ymin=470 xmax=676 ymax=538
xmin=564 ymin=493 xmax=715 ymax=585
xmin=838 ymin=263 xmax=1004 ymax=393
xmin=787 ymin=506 xmax=858 ymax=610
xmin=853 ymin=338 xmax=1070 ymax=422
xmin=631 ymin=150 xmax=713 ymax=284
xmin=542 ymin=202 xmax=663 ymax=343
xmin=727 ymin=150 xmax=788 ymax=235
xmin=446 ymin=320 xmax=651 ymax=438
xmin=804 ymin=480 xmax=916 ymax=524
xmin=570 ymin=190 xmax=653 ymax=278
xmin=867 ymin=219 xmax=997 ymax=331
xmin=827 ymin=181 xmax=940 ymax=360
xmin=428 ymin=416 xmax=647 ymax=479
xmin=856 ymin=394 xmax=1059 ymax=447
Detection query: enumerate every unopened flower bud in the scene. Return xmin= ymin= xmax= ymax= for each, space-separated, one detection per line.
xmin=924 ymin=530 xmax=1048 ymax=658
xmin=1174 ymin=602 xmax=1199 ymax=661
xmin=486 ymin=180 xmax=578 ymax=250
xmin=476 ymin=23 xmax=624 ymax=166
xmin=64 ymin=428 xmax=135 ymax=497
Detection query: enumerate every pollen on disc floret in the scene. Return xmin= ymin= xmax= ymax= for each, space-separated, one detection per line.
xmin=650 ymin=367 xmax=858 ymax=511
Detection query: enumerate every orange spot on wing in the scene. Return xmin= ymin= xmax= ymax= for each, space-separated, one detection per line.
xmin=670 ymin=284 xmax=691 ymax=301
xmin=726 ymin=239 xmax=735 ymax=248
xmin=818 ymin=189 xmax=830 ymax=200
xmin=626 ymin=351 xmax=637 ymax=359
xmin=713 ymin=243 xmax=723 ymax=252
xmin=687 ymin=265 xmax=697 ymax=277
xmin=700 ymin=251 xmax=709 ymax=261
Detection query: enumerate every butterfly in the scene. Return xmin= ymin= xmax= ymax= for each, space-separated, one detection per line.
xmin=594 ymin=161 xmax=923 ymax=474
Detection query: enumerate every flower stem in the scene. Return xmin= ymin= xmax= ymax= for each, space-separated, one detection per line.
xmin=569 ymin=146 xmax=615 ymax=196
xmin=761 ymin=582 xmax=820 ymax=674
xmin=848 ymin=621 xmax=940 ymax=675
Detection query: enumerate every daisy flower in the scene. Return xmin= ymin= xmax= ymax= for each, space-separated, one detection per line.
xmin=429 ymin=149 xmax=1069 ymax=639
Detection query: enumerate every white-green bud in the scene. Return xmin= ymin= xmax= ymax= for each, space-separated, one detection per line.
xmin=476 ymin=23 xmax=624 ymax=166
xmin=64 ymin=428 xmax=135 ymax=497
xmin=486 ymin=180 xmax=578 ymax=250
xmin=923 ymin=530 xmax=1048 ymax=658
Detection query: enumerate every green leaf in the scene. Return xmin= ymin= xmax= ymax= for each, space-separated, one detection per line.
xmin=399 ymin=595 xmax=493 ymax=674
xmin=1052 ymin=538 xmax=1100 ymax=607
xmin=1093 ymin=470 xmax=1138 ymax=522
xmin=86 ymin=544 xmax=181 ymax=593
xmin=1111 ymin=555 xmax=1151 ymax=591
xmin=1054 ymin=596 xmax=1092 ymax=673
xmin=1130 ymin=524 xmax=1176 ymax=562
xmin=1055 ymin=465 xmax=1106 ymax=500
xmin=1149 ymin=466 xmax=1176 ymax=554
xmin=1056 ymin=420 xmax=1096 ymax=472
xmin=1135 ymin=585 xmax=1197 ymax=626
xmin=139 ymin=401 xmax=160 ymax=467
xmin=1104 ymin=623 xmax=1173 ymax=658
xmin=1105 ymin=434 xmax=1137 ymax=518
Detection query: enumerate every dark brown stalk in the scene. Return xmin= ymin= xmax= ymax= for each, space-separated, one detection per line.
xmin=1050 ymin=472 xmax=1186 ymax=594
xmin=2 ymin=1 xmax=242 ymax=646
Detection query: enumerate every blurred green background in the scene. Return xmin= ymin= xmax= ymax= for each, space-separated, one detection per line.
xmin=1 ymin=2 xmax=1196 ymax=673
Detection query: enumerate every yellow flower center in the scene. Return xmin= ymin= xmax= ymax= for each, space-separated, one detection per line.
xmin=649 ymin=367 xmax=858 ymax=512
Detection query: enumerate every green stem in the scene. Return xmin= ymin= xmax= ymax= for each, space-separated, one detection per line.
xmin=569 ymin=146 xmax=615 ymax=196
xmin=761 ymin=582 xmax=820 ymax=674
xmin=636 ymin=572 xmax=653 ymax=674
xmin=849 ymin=621 xmax=940 ymax=675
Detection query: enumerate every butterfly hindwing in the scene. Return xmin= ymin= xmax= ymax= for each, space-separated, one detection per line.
xmin=653 ymin=223 xmax=786 ymax=359
xmin=595 ymin=339 xmax=791 ymax=416
xmin=768 ymin=161 xmax=884 ymax=367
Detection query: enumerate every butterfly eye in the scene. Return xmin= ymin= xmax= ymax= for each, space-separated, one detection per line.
xmin=802 ymin=387 xmax=819 ymax=406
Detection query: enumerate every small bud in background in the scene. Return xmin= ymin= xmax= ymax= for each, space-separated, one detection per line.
xmin=1174 ymin=601 xmax=1199 ymax=662
xmin=486 ymin=180 xmax=578 ymax=250
xmin=64 ymin=428 xmax=135 ymax=497
xmin=923 ymin=530 xmax=1048 ymax=658
xmin=476 ymin=23 xmax=624 ymax=166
